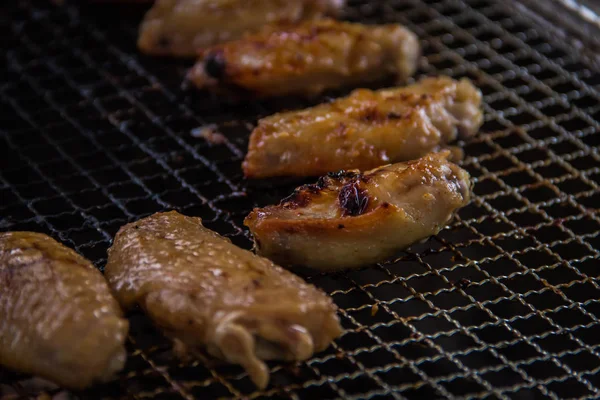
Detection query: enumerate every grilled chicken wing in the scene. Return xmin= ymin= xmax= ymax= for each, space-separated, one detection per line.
xmin=244 ymin=151 xmax=471 ymax=271
xmin=243 ymin=76 xmax=482 ymax=178
xmin=138 ymin=0 xmax=345 ymax=57
xmin=187 ymin=18 xmax=420 ymax=97
xmin=0 ymin=232 xmax=128 ymax=389
xmin=104 ymin=211 xmax=342 ymax=389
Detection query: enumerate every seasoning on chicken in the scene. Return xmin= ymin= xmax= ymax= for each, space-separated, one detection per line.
xmin=243 ymin=76 xmax=482 ymax=178
xmin=104 ymin=211 xmax=342 ymax=389
xmin=187 ymin=18 xmax=420 ymax=97
xmin=0 ymin=232 xmax=128 ymax=389
xmin=138 ymin=0 xmax=345 ymax=57
xmin=244 ymin=151 xmax=472 ymax=271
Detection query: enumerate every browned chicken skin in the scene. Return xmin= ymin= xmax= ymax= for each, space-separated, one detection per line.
xmin=243 ymin=76 xmax=482 ymax=179
xmin=104 ymin=211 xmax=342 ymax=389
xmin=187 ymin=18 xmax=420 ymax=97
xmin=0 ymin=232 xmax=128 ymax=389
xmin=245 ymin=151 xmax=472 ymax=271
xmin=138 ymin=0 xmax=345 ymax=57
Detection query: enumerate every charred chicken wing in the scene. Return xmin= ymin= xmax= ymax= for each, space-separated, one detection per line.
xmin=243 ymin=76 xmax=482 ymax=178
xmin=188 ymin=18 xmax=420 ymax=97
xmin=104 ymin=211 xmax=342 ymax=389
xmin=244 ymin=151 xmax=472 ymax=271
xmin=0 ymin=232 xmax=128 ymax=389
xmin=138 ymin=0 xmax=345 ymax=57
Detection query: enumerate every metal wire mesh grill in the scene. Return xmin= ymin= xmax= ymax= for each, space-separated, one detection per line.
xmin=1 ymin=0 xmax=600 ymax=398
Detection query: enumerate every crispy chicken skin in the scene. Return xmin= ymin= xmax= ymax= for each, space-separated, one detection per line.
xmin=138 ymin=0 xmax=345 ymax=57
xmin=243 ymin=76 xmax=482 ymax=179
xmin=104 ymin=211 xmax=342 ymax=389
xmin=0 ymin=232 xmax=128 ymax=389
xmin=244 ymin=151 xmax=471 ymax=271
xmin=187 ymin=18 xmax=420 ymax=97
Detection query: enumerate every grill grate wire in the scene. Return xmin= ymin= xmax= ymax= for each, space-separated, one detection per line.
xmin=1 ymin=0 xmax=600 ymax=399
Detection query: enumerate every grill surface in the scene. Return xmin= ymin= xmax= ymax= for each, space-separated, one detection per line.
xmin=1 ymin=0 xmax=600 ymax=399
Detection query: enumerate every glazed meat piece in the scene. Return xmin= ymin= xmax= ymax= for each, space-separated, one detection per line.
xmin=0 ymin=232 xmax=128 ymax=389
xmin=188 ymin=18 xmax=420 ymax=97
xmin=104 ymin=211 xmax=342 ymax=389
xmin=138 ymin=0 xmax=345 ymax=57
xmin=243 ymin=76 xmax=482 ymax=178
xmin=245 ymin=151 xmax=471 ymax=271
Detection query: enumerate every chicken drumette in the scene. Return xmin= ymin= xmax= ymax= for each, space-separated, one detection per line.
xmin=105 ymin=211 xmax=342 ymax=389
xmin=245 ymin=151 xmax=472 ymax=271
xmin=243 ymin=76 xmax=482 ymax=178
xmin=0 ymin=232 xmax=128 ymax=389
xmin=138 ymin=0 xmax=345 ymax=57
xmin=188 ymin=18 xmax=420 ymax=97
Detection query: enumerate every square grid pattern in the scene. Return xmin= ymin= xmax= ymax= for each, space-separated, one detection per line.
xmin=1 ymin=0 xmax=600 ymax=399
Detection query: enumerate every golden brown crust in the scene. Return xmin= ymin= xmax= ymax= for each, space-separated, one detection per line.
xmin=244 ymin=151 xmax=472 ymax=271
xmin=187 ymin=18 xmax=420 ymax=97
xmin=0 ymin=232 xmax=128 ymax=389
xmin=104 ymin=211 xmax=341 ymax=388
xmin=242 ymin=76 xmax=482 ymax=178
xmin=138 ymin=0 xmax=345 ymax=57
